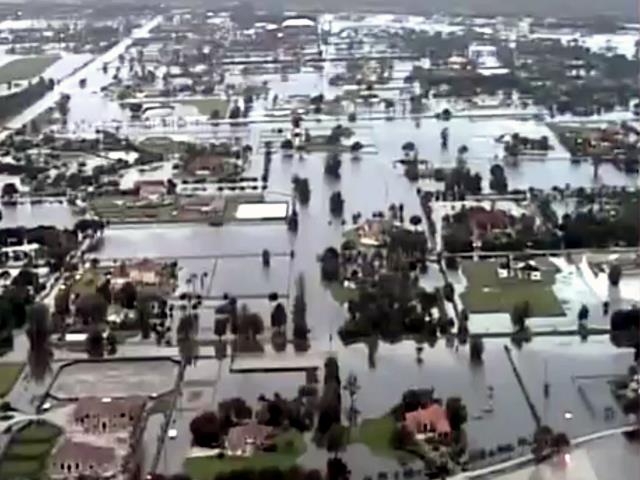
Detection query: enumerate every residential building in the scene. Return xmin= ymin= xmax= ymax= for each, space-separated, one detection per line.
xmin=226 ymin=422 xmax=274 ymax=457
xmin=49 ymin=395 xmax=148 ymax=480
xmin=112 ymin=259 xmax=163 ymax=286
xmin=0 ymin=243 xmax=44 ymax=267
xmin=134 ymin=180 xmax=166 ymax=199
xmin=497 ymin=257 xmax=542 ymax=281
xmin=467 ymin=207 xmax=510 ymax=233
xmin=73 ymin=396 xmax=146 ymax=434
xmin=50 ymin=439 xmax=117 ymax=479
xmin=404 ymin=404 xmax=452 ymax=442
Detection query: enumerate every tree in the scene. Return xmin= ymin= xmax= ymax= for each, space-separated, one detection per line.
xmin=190 ymin=411 xmax=221 ymax=448
xmin=469 ymin=336 xmax=484 ymax=364
xmin=214 ymin=317 xmax=228 ymax=339
xmin=326 ymin=424 xmax=347 ymax=457
xmin=320 ymin=247 xmax=341 ymax=283
xmin=292 ymin=275 xmax=308 ymax=344
xmin=445 ymin=397 xmax=468 ymax=432
xmin=578 ymin=304 xmax=589 ymax=323
xmin=118 ymin=281 xmax=137 ymax=309
xmin=177 ymin=313 xmax=198 ymax=366
xmin=237 ymin=305 xmax=264 ymax=339
xmin=26 ymin=303 xmax=50 ymax=349
xmin=85 ymin=327 xmax=104 ymax=358
xmin=136 ymin=300 xmax=152 ymax=339
xmin=329 ymin=192 xmax=344 ymax=217
xmin=511 ymin=300 xmax=530 ymax=332
xmin=391 ymin=424 xmax=414 ymax=450
xmin=262 ymin=249 xmax=271 ymax=268
xmin=444 ymin=256 xmax=459 ymax=271
xmin=402 ymin=141 xmax=416 ymax=155
xmin=271 ymin=302 xmax=287 ymax=330
xmin=551 ymin=432 xmax=570 ymax=452
xmin=106 ymin=331 xmax=117 ymax=356
xmin=324 ymin=153 xmax=342 ymax=179
xmin=343 ymin=373 xmax=360 ymax=426
xmin=489 ymin=164 xmax=508 ymax=194
xmin=27 ymin=338 xmax=52 ymax=384
xmin=1 ymin=182 xmax=18 ymax=199
xmin=443 ymin=283 xmax=455 ymax=303
xmin=409 ymin=215 xmax=422 ymax=228
xmin=26 ymin=303 xmax=52 ymax=383
xmin=75 ymin=293 xmax=108 ymax=325
xmin=292 ymin=176 xmax=311 ymax=206
xmin=608 ymin=264 xmax=622 ymax=287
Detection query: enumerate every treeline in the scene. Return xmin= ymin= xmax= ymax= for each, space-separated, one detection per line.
xmin=0 ymin=77 xmax=55 ymax=122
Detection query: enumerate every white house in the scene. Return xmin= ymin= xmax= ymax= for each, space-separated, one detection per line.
xmin=497 ymin=258 xmax=542 ymax=281
xmin=0 ymin=243 xmax=44 ymax=267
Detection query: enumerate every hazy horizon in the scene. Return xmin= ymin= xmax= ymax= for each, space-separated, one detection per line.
xmin=2 ymin=0 xmax=640 ymax=21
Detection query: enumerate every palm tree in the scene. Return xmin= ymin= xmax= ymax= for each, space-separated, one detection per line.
xmin=177 ymin=314 xmax=198 ymax=366
xmin=28 ymin=341 xmax=52 ymax=383
xmin=343 ymin=373 xmax=361 ymax=427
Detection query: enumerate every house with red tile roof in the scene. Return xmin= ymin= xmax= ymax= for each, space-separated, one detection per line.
xmin=404 ymin=404 xmax=451 ymax=442
xmin=466 ymin=206 xmax=510 ymax=233
xmin=226 ymin=422 xmax=274 ymax=457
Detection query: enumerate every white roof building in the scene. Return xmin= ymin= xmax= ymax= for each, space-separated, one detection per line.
xmin=281 ymin=18 xmax=316 ymax=29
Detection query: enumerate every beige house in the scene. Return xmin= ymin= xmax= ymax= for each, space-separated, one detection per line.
xmin=50 ymin=439 xmax=117 ymax=479
xmin=112 ymin=259 xmax=163 ymax=286
xmin=49 ymin=395 xmax=148 ymax=480
xmin=73 ymin=396 xmax=146 ymax=434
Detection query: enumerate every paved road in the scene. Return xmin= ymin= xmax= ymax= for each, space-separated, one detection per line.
xmin=4 ymin=15 xmax=162 ymax=131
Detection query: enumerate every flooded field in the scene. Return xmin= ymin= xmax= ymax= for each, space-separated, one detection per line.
xmin=49 ymin=359 xmax=179 ymax=399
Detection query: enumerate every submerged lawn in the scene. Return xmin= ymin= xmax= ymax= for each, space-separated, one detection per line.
xmin=184 ymin=430 xmax=306 ymax=480
xmin=460 ymin=260 xmax=564 ymax=317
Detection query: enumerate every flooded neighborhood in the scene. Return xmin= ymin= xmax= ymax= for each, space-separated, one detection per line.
xmin=0 ymin=2 xmax=638 ymax=480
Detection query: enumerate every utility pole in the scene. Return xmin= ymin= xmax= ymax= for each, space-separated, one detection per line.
xmin=543 ymin=360 xmax=550 ymax=398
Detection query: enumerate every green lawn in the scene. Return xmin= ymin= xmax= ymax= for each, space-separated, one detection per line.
xmin=0 ymin=420 xmax=62 ymax=480
xmin=460 ymin=260 xmax=565 ymax=317
xmin=328 ymin=282 xmax=359 ymax=305
xmin=5 ymin=441 xmax=54 ymax=457
xmin=184 ymin=430 xmax=306 ymax=480
xmin=0 ymin=363 xmax=24 ymax=398
xmin=14 ymin=421 xmax=61 ymax=442
xmin=70 ymin=268 xmax=102 ymax=296
xmin=177 ymin=98 xmax=229 ymax=117
xmin=350 ymin=415 xmax=415 ymax=462
xmin=0 ymin=56 xmax=60 ymax=83
xmin=0 ymin=459 xmax=42 ymax=477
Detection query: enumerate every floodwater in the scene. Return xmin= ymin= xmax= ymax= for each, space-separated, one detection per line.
xmin=0 ymin=202 xmax=76 ymax=228
xmin=2 ymin=12 xmax=639 ymax=479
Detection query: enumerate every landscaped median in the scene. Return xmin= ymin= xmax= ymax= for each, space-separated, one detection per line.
xmin=0 ymin=363 xmax=25 ymax=399
xmin=0 ymin=420 xmax=62 ymax=480
xmin=184 ymin=430 xmax=306 ymax=480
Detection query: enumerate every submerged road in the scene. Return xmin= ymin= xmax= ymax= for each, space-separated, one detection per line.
xmin=5 ymin=15 xmax=162 ymax=131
